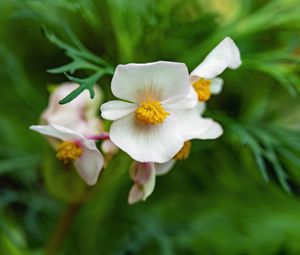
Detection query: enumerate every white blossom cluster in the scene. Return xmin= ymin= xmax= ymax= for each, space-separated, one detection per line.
xmin=31 ymin=37 xmax=241 ymax=204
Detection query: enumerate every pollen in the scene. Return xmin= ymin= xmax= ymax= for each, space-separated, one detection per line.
xmin=173 ymin=141 xmax=191 ymax=160
xmin=56 ymin=141 xmax=83 ymax=164
xmin=136 ymin=99 xmax=169 ymax=125
xmin=193 ymin=78 xmax=212 ymax=102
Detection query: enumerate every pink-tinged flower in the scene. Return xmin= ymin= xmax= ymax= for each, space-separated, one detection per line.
xmin=128 ymin=162 xmax=156 ymax=204
xmin=100 ymin=61 xmax=198 ymax=163
xmin=30 ymin=124 xmax=104 ymax=185
xmin=42 ymin=83 xmax=103 ymax=137
xmin=101 ymin=139 xmax=118 ymax=156
xmin=128 ymin=161 xmax=175 ymax=204
xmin=190 ymin=37 xmax=241 ymax=102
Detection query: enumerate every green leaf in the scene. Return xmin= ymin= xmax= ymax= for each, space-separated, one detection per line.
xmin=0 ymin=155 xmax=39 ymax=175
xmin=42 ymin=26 xmax=115 ymax=103
xmin=59 ymin=71 xmax=104 ymax=104
xmin=47 ymin=60 xmax=98 ymax=74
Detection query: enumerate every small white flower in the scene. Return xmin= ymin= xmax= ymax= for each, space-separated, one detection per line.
xmin=42 ymin=83 xmax=103 ymax=137
xmin=100 ymin=61 xmax=198 ymax=163
xmin=30 ymin=124 xmax=104 ymax=186
xmin=190 ymin=37 xmax=241 ymax=101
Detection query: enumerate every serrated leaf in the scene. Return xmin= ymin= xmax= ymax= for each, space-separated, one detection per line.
xmin=42 ymin=26 xmax=109 ymax=66
xmin=43 ymin=26 xmax=114 ymax=103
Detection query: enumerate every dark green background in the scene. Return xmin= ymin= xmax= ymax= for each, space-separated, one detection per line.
xmin=1 ymin=0 xmax=300 ymax=254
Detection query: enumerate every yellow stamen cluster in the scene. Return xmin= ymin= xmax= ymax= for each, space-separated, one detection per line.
xmin=136 ymin=99 xmax=169 ymax=125
xmin=56 ymin=141 xmax=83 ymax=164
xmin=193 ymin=78 xmax=212 ymax=102
xmin=173 ymin=141 xmax=191 ymax=160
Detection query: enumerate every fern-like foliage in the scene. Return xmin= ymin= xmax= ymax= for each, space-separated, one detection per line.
xmin=43 ymin=27 xmax=114 ymax=104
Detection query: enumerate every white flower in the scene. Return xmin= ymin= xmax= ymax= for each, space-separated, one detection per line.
xmin=42 ymin=83 xmax=103 ymax=137
xmin=127 ymin=38 xmax=241 ymax=203
xmin=100 ymin=61 xmax=198 ymax=163
xmin=128 ymin=103 xmax=224 ymax=204
xmin=190 ymin=37 xmax=241 ymax=102
xmin=30 ymin=124 xmax=104 ymax=185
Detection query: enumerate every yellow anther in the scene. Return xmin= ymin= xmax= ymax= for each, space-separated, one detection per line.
xmin=136 ymin=99 xmax=169 ymax=125
xmin=56 ymin=141 xmax=83 ymax=164
xmin=193 ymin=78 xmax=212 ymax=102
xmin=173 ymin=141 xmax=191 ymax=160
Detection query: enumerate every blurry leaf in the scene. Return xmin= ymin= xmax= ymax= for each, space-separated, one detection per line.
xmin=243 ymin=51 xmax=300 ymax=96
xmin=223 ymin=115 xmax=300 ymax=193
xmin=0 ymin=154 xmax=39 ymax=176
xmin=0 ymin=45 xmax=44 ymax=114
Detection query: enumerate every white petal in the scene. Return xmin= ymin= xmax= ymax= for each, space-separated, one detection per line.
xmin=196 ymin=121 xmax=223 ymax=140
xmin=111 ymin=61 xmax=190 ymax=103
xmin=142 ymin=163 xmax=156 ymax=201
xmin=163 ymin=85 xmax=198 ymax=110
xmin=174 ymin=105 xmax=212 ymax=140
xmin=100 ymin=100 xmax=137 ymax=121
xmin=109 ymin=114 xmax=184 ymax=163
xmin=210 ymin=77 xmax=224 ymax=95
xmin=155 ymin=160 xmax=176 ymax=176
xmin=30 ymin=124 xmax=84 ymax=142
xmin=128 ymin=184 xmax=144 ymax=204
xmin=74 ymin=140 xmax=104 ymax=185
xmin=198 ymin=102 xmax=206 ymax=115
xmin=190 ymin=37 xmax=242 ymax=79
xmin=174 ymin=105 xmax=223 ymax=140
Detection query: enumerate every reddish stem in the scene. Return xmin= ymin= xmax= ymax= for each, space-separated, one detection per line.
xmin=88 ymin=133 xmax=110 ymax=141
xmin=45 ymin=203 xmax=81 ymax=255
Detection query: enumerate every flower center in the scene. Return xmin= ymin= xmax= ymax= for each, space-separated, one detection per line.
xmin=56 ymin=141 xmax=83 ymax=164
xmin=135 ymin=99 xmax=169 ymax=125
xmin=173 ymin=141 xmax=191 ymax=160
xmin=193 ymin=78 xmax=212 ymax=102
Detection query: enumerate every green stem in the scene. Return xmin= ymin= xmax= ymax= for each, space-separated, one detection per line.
xmin=45 ymin=203 xmax=81 ymax=255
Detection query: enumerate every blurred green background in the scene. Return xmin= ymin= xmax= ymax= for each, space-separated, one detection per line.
xmin=1 ymin=0 xmax=300 ymax=254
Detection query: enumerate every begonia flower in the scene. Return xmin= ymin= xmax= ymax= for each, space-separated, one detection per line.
xmin=100 ymin=61 xmax=198 ymax=163
xmin=30 ymin=124 xmax=104 ymax=185
xmin=128 ymin=103 xmax=223 ymax=204
xmin=190 ymin=37 xmax=241 ymax=102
